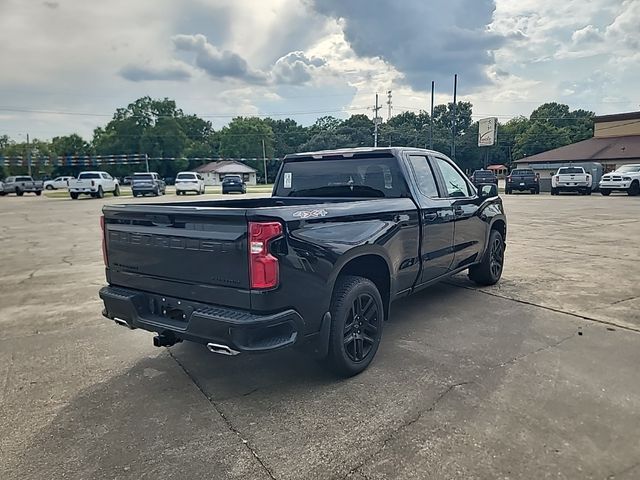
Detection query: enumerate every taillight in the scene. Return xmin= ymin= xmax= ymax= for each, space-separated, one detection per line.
xmin=534 ymin=176 xmax=538 ymax=182
xmin=248 ymin=221 xmax=282 ymax=289
xmin=507 ymin=176 xmax=512 ymax=182
xmin=91 ymin=180 xmax=95 ymax=187
xmin=100 ymin=215 xmax=108 ymax=266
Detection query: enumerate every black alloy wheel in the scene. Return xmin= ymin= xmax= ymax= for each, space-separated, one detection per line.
xmin=343 ymin=293 xmax=380 ymax=363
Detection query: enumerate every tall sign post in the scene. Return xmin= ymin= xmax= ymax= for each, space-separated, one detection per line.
xmin=478 ymin=117 xmax=498 ymax=168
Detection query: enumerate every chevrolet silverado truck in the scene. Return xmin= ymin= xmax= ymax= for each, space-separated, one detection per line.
xmin=599 ymin=164 xmax=640 ymax=196
xmin=551 ymin=166 xmax=592 ymax=195
xmin=505 ymin=168 xmax=539 ymax=194
xmin=99 ymin=147 xmax=507 ymax=376
xmin=1 ymin=176 xmax=43 ymax=196
xmin=68 ymin=171 xmax=120 ymax=199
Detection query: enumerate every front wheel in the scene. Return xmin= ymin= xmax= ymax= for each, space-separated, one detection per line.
xmin=113 ymin=185 xmax=120 ymax=197
xmin=628 ymin=181 xmax=640 ymax=196
xmin=46 ymin=184 xmax=54 ymax=190
xmin=325 ymin=275 xmax=384 ymax=377
xmin=601 ymin=189 xmax=611 ymax=196
xmin=468 ymin=229 xmax=504 ymax=286
xmin=70 ymin=192 xmax=79 ymax=200
xmin=35 ymin=190 xmax=42 ymax=196
xmin=16 ymin=188 xmax=23 ymax=196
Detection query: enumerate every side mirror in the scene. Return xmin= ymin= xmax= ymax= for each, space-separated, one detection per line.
xmin=479 ymin=184 xmax=498 ymax=198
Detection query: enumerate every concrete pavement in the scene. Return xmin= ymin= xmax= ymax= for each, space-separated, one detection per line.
xmin=1 ymin=192 xmax=639 ymax=479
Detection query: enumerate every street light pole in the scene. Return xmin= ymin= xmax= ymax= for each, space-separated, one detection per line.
xmin=26 ymin=133 xmax=32 ymax=177
xmin=429 ymin=81 xmax=434 ymax=150
xmin=261 ymin=138 xmax=268 ymax=185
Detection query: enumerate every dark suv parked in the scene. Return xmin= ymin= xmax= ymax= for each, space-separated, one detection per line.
xmin=221 ymin=175 xmax=247 ymax=194
xmin=470 ymin=169 xmax=498 ymax=188
xmin=132 ymin=172 xmax=166 ymax=197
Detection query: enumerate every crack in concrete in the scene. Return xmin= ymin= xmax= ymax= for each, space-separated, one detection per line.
xmin=489 ymin=332 xmax=578 ymax=370
xmin=609 ymin=295 xmax=639 ymax=306
xmin=607 ymin=460 xmax=640 ymax=479
xmin=167 ymin=349 xmax=277 ymax=480
xmin=448 ymin=282 xmax=640 ymax=334
xmin=342 ymin=381 xmax=472 ymax=480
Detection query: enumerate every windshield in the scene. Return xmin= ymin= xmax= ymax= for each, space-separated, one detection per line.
xmin=134 ymin=174 xmax=153 ymax=180
xmin=511 ymin=169 xmax=533 ymax=175
xmin=274 ymin=156 xmax=408 ymax=198
xmin=616 ymin=165 xmax=640 ymax=173
xmin=78 ymin=173 xmax=100 ymax=179
xmin=16 ymin=176 xmax=32 ymax=181
xmin=223 ymin=176 xmax=241 ymax=182
xmin=558 ymin=167 xmax=583 ymax=174
xmin=177 ymin=173 xmax=197 ymax=180
xmin=473 ymin=171 xmax=495 ymax=177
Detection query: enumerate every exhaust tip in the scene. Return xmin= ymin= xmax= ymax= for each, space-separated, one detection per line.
xmin=207 ymin=343 xmax=240 ymax=356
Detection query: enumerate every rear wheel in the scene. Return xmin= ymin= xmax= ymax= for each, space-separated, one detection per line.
xmin=35 ymin=190 xmax=42 ymax=196
xmin=586 ymin=187 xmax=592 ymax=196
xmin=46 ymin=184 xmax=54 ymax=190
xmin=16 ymin=188 xmax=23 ymax=196
xmin=96 ymin=186 xmax=104 ymax=199
xmin=550 ymin=187 xmax=557 ymax=195
xmin=628 ymin=181 xmax=640 ymax=196
xmin=325 ymin=275 xmax=384 ymax=377
xmin=468 ymin=229 xmax=504 ymax=286
xmin=601 ymin=189 xmax=611 ymax=196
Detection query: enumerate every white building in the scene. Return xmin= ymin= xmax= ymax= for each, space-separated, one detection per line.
xmin=193 ymin=160 xmax=258 ymax=186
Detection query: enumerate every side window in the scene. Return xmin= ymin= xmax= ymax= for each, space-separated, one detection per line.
xmin=407 ymin=155 xmax=439 ymax=197
xmin=433 ymin=157 xmax=472 ymax=198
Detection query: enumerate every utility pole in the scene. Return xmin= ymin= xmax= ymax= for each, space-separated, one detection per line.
xmin=261 ymin=138 xmax=268 ymax=184
xmin=386 ymin=90 xmax=393 ymax=120
xmin=373 ymin=93 xmax=381 ymax=147
xmin=429 ymin=81 xmax=435 ymax=150
xmin=26 ymin=133 xmax=32 ymax=177
xmin=145 ymin=153 xmax=149 ymax=173
xmin=451 ymin=74 xmax=458 ymax=160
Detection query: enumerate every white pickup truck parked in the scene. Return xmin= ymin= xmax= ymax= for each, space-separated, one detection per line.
xmin=68 ymin=171 xmax=120 ymax=199
xmin=599 ymin=164 xmax=640 ymax=196
xmin=551 ymin=167 xmax=592 ymax=195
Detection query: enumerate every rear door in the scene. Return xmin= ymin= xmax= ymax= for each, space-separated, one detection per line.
xmin=431 ymin=156 xmax=486 ymax=270
xmin=405 ymin=154 xmax=455 ymax=282
xmin=104 ymin=205 xmax=251 ymax=308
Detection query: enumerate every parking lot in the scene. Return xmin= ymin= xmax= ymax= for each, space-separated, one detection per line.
xmin=1 ymin=192 xmax=639 ymax=479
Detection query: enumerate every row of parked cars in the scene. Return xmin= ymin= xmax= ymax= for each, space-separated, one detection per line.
xmin=0 ymin=171 xmax=248 ymax=199
xmin=468 ymin=164 xmax=640 ymax=196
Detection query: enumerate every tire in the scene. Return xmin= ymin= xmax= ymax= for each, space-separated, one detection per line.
xmin=628 ymin=181 xmax=640 ymax=196
xmin=70 ymin=192 xmax=79 ymax=200
xmin=35 ymin=190 xmax=42 ymax=196
xmin=468 ymin=229 xmax=505 ymax=286
xmin=601 ymin=189 xmax=611 ymax=196
xmin=97 ymin=186 xmax=104 ymax=199
xmin=154 ymin=187 xmax=159 ymax=197
xmin=46 ymin=184 xmax=54 ymax=190
xmin=16 ymin=188 xmax=23 ymax=197
xmin=586 ymin=187 xmax=592 ymax=196
xmin=132 ymin=192 xmax=139 ymax=198
xmin=536 ymin=188 xmax=540 ymax=194
xmin=113 ymin=185 xmax=120 ymax=197
xmin=550 ymin=187 xmax=557 ymax=196
xmin=505 ymin=189 xmax=510 ymax=195
xmin=325 ymin=275 xmax=384 ymax=377
xmin=530 ymin=189 xmax=536 ymax=194
xmin=222 ymin=189 xmax=227 ymax=195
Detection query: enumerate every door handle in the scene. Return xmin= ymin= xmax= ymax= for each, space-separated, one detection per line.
xmin=454 ymin=206 xmax=464 ymax=216
xmin=423 ymin=212 xmax=438 ymax=222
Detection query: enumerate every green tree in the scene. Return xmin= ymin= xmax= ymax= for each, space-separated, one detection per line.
xmin=264 ymin=118 xmax=309 ymax=157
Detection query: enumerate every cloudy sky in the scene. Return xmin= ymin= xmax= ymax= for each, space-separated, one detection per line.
xmin=0 ymin=0 xmax=638 ymax=140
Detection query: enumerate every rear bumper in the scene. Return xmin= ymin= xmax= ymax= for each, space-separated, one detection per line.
xmin=554 ymin=184 xmax=590 ymax=191
xmin=175 ymin=183 xmax=201 ymax=191
xmin=507 ymin=182 xmax=537 ymax=190
xmin=222 ymin=185 xmax=246 ymax=192
xmin=132 ymin=186 xmax=158 ymax=193
xmin=99 ymin=285 xmax=303 ymax=353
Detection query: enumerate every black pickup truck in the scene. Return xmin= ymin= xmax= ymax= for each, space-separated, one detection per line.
xmin=506 ymin=168 xmax=539 ymax=194
xmin=99 ymin=148 xmax=506 ymax=376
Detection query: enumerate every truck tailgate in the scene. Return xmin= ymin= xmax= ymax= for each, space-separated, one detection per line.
xmin=103 ymin=205 xmax=250 ymax=307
